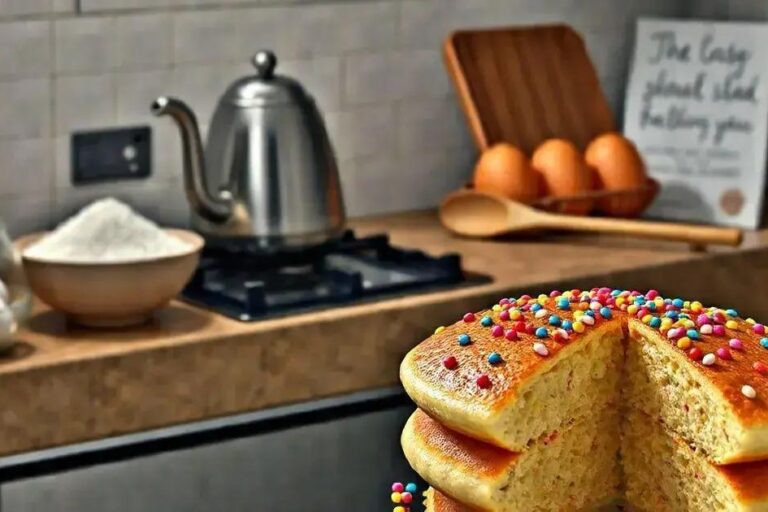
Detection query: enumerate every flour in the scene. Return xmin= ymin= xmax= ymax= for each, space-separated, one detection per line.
xmin=23 ymin=198 xmax=192 ymax=263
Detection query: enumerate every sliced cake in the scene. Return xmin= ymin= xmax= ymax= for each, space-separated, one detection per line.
xmin=402 ymin=407 xmax=621 ymax=512
xmin=623 ymin=408 xmax=768 ymax=511
xmin=400 ymin=287 xmax=768 ymax=511
xmin=400 ymin=294 xmax=624 ymax=451
xmin=627 ymin=318 xmax=768 ymax=463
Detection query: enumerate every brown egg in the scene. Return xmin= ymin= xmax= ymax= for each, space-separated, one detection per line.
xmin=532 ymin=139 xmax=593 ymax=215
xmin=473 ymin=143 xmax=539 ymax=203
xmin=585 ymin=132 xmax=648 ymax=217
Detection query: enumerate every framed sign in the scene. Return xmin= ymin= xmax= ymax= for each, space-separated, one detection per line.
xmin=624 ymin=19 xmax=768 ymax=228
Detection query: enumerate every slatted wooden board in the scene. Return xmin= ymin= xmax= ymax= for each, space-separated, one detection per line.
xmin=443 ymin=24 xmax=616 ymax=154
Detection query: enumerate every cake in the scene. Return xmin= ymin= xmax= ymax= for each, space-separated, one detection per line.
xmin=399 ymin=288 xmax=768 ymax=511
xmin=402 ymin=407 xmax=620 ymax=511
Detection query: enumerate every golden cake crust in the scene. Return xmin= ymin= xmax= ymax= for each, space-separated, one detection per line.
xmin=405 ymin=408 xmax=518 ymax=479
xmin=401 ymin=300 xmax=615 ymax=414
xmin=425 ymin=487 xmax=479 ymax=512
xmin=720 ymin=459 xmax=768 ymax=501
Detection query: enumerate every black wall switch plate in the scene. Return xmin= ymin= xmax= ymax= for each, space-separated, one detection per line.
xmin=71 ymin=126 xmax=151 ymax=185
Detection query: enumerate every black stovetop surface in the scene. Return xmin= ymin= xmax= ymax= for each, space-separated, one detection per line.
xmin=181 ymin=230 xmax=488 ymax=321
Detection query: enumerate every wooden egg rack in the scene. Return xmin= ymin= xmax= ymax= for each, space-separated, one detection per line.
xmin=444 ymin=24 xmax=654 ymax=217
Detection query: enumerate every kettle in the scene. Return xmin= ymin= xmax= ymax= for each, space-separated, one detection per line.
xmin=151 ymin=50 xmax=346 ymax=250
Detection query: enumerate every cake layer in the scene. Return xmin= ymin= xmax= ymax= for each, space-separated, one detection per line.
xmin=402 ymin=407 xmax=621 ymax=512
xmin=627 ymin=319 xmax=768 ymax=463
xmin=623 ymin=409 xmax=768 ymax=511
xmin=424 ymin=487 xmax=478 ymax=512
xmin=400 ymin=304 xmax=624 ymax=451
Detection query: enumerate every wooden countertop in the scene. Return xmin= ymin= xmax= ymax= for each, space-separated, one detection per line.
xmin=5 ymin=210 xmax=768 ymax=457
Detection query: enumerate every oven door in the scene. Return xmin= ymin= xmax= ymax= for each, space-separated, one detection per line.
xmin=0 ymin=388 xmax=424 ymax=512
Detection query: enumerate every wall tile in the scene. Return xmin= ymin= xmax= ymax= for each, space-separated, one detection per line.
xmin=393 ymin=147 xmax=474 ymax=211
xmin=395 ymin=98 xmax=469 ymax=155
xmin=400 ymin=0 xmax=546 ymax=51
xmin=233 ymin=6 xmax=286 ymax=59
xmin=0 ymin=0 xmax=53 ymax=17
xmin=0 ymin=193 xmax=51 ymax=238
xmin=171 ymin=64 xmax=247 ymax=125
xmin=728 ymin=0 xmax=768 ymax=19
xmin=397 ymin=49 xmax=452 ymax=100
xmin=132 ymin=177 xmax=191 ymax=227
xmin=55 ymin=17 xmax=118 ymax=75
xmin=79 ymin=0 xmax=168 ymax=11
xmin=53 ymin=0 xmax=75 ymax=13
xmin=0 ymin=79 xmax=51 ymax=139
xmin=339 ymin=155 xmax=401 ymax=217
xmin=278 ymin=57 xmax=342 ymax=112
xmin=0 ymin=21 xmax=51 ymax=79
xmin=583 ymin=30 xmax=633 ymax=81
xmin=116 ymin=69 xmax=173 ymax=125
xmin=53 ymin=135 xmax=70 ymax=189
xmin=684 ymin=0 xmax=729 ymax=18
xmin=174 ymin=10 xmax=241 ymax=65
xmin=54 ymin=74 xmax=117 ymax=135
xmin=326 ymin=105 xmax=395 ymax=161
xmin=0 ymin=139 xmax=52 ymax=197
xmin=599 ymin=74 xmax=624 ymax=126
xmin=116 ymin=13 xmax=173 ymax=71
xmin=277 ymin=1 xmax=397 ymax=59
xmin=343 ymin=52 xmax=402 ymax=106
xmin=337 ymin=1 xmax=398 ymax=54
xmin=399 ymin=0 xmax=449 ymax=50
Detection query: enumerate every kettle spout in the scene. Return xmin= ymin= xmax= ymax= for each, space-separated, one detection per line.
xmin=151 ymin=96 xmax=232 ymax=223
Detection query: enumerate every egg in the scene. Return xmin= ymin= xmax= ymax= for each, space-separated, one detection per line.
xmin=473 ymin=143 xmax=539 ymax=203
xmin=532 ymin=139 xmax=593 ymax=215
xmin=585 ymin=132 xmax=648 ymax=217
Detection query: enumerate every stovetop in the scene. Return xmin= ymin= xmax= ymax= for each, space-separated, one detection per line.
xmin=181 ymin=230 xmax=488 ymax=321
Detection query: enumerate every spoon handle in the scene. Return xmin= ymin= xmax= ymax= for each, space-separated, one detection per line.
xmin=540 ymin=213 xmax=743 ymax=247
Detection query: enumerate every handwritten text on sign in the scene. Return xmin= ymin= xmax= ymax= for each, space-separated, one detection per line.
xmin=624 ymin=20 xmax=768 ymax=228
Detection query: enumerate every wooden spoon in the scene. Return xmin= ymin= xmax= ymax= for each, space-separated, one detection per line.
xmin=440 ymin=190 xmax=743 ymax=247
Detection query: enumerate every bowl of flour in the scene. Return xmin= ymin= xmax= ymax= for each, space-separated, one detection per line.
xmin=18 ymin=198 xmax=204 ymax=327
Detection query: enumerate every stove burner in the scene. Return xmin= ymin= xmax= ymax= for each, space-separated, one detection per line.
xmin=181 ymin=230 xmax=488 ymax=321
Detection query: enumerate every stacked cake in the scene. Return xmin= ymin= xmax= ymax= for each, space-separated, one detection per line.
xmin=399 ymin=288 xmax=768 ymax=511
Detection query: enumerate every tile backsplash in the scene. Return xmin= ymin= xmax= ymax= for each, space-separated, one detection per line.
xmin=0 ymin=0 xmax=689 ymax=236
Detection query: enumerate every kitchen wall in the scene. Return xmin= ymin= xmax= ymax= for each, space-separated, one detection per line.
xmin=686 ymin=0 xmax=765 ymax=19
xmin=0 ymin=0 xmax=688 ymax=236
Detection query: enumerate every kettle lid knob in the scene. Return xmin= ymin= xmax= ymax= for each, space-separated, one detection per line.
xmin=251 ymin=50 xmax=277 ymax=79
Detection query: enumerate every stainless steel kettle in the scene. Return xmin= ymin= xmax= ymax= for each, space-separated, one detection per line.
xmin=151 ymin=50 xmax=346 ymax=250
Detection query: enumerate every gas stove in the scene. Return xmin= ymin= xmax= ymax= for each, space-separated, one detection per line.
xmin=181 ymin=230 xmax=487 ymax=321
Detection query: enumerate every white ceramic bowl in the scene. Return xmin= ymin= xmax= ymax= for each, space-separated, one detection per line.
xmin=17 ymin=229 xmax=203 ymax=328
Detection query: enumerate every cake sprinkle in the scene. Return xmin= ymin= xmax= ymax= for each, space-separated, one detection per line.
xmin=742 ymin=385 xmax=757 ymax=399
xmin=533 ymin=342 xmax=549 ymax=357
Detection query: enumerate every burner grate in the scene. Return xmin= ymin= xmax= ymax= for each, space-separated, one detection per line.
xmin=181 ymin=231 xmax=489 ymax=321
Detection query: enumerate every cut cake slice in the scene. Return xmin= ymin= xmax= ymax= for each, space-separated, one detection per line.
xmin=400 ymin=300 xmax=624 ymax=452
xmin=623 ymin=408 xmax=768 ymax=511
xmin=402 ymin=407 xmax=621 ymax=512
